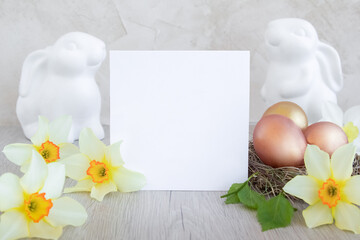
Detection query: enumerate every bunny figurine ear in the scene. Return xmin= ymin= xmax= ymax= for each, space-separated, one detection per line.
xmin=19 ymin=49 xmax=48 ymax=97
xmin=316 ymin=42 xmax=343 ymax=92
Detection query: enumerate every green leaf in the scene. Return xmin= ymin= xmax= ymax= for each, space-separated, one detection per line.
xmin=237 ymin=184 xmax=266 ymax=209
xmin=256 ymin=193 xmax=294 ymax=231
xmin=225 ymin=193 xmax=240 ymax=204
xmin=221 ymin=183 xmax=245 ymax=204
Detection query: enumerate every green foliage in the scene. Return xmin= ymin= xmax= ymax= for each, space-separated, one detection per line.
xmin=221 ymin=183 xmax=245 ymax=204
xmin=221 ymin=175 xmax=295 ymax=231
xmin=237 ymin=184 xmax=265 ymax=209
xmin=256 ymin=193 xmax=294 ymax=231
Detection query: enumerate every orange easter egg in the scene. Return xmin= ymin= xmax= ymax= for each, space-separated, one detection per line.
xmin=304 ymin=122 xmax=348 ymax=156
xmin=263 ymin=101 xmax=308 ymax=130
xmin=253 ymin=114 xmax=307 ymax=167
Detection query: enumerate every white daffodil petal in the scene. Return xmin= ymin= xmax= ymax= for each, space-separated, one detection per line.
xmin=58 ymin=143 xmax=79 ymax=159
xmin=105 ymin=142 xmax=124 ymax=167
xmin=91 ymin=181 xmax=117 ymax=201
xmin=28 ymin=219 xmax=62 ymax=239
xmin=20 ymin=150 xmax=48 ymax=194
xmin=342 ymin=175 xmax=360 ymax=205
xmin=304 ymin=145 xmax=331 ymax=181
xmin=321 ymin=101 xmax=344 ymax=127
xmin=283 ymin=176 xmax=321 ymax=205
xmin=0 ymin=210 xmax=29 ymax=240
xmin=112 ymin=166 xmax=146 ymax=192
xmin=331 ymin=144 xmax=356 ymax=182
xmin=31 ymin=116 xmax=49 ymax=146
xmin=79 ymin=128 xmax=105 ymax=161
xmin=46 ymin=197 xmax=87 ymax=227
xmin=61 ymin=153 xmax=90 ymax=180
xmin=344 ymin=105 xmax=360 ymax=127
xmin=48 ymin=115 xmax=73 ymax=145
xmin=0 ymin=173 xmax=24 ymax=211
xmin=303 ymin=201 xmax=333 ymax=228
xmin=351 ymin=136 xmax=360 ymax=154
xmin=20 ymin=160 xmax=31 ymax=173
xmin=64 ymin=179 xmax=94 ymax=193
xmin=2 ymin=143 xmax=33 ymax=166
xmin=334 ymin=201 xmax=360 ymax=234
xmin=40 ymin=163 xmax=65 ymax=199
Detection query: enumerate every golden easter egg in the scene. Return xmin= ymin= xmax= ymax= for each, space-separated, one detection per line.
xmin=253 ymin=114 xmax=307 ymax=167
xmin=304 ymin=122 xmax=348 ymax=156
xmin=263 ymin=101 xmax=308 ymax=130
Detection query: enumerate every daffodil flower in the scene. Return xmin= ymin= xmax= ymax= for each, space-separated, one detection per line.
xmin=0 ymin=150 xmax=87 ymax=240
xmin=3 ymin=116 xmax=78 ymax=172
xmin=283 ymin=144 xmax=360 ymax=234
xmin=321 ymin=101 xmax=360 ymax=152
xmin=63 ymin=128 xmax=146 ymax=201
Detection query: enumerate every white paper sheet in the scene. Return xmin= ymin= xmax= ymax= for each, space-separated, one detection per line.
xmin=110 ymin=51 xmax=249 ymax=190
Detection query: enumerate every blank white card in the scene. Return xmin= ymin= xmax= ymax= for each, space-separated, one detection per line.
xmin=110 ymin=51 xmax=249 ymax=190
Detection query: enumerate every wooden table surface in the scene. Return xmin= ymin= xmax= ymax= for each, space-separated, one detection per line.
xmin=0 ymin=125 xmax=358 ymax=240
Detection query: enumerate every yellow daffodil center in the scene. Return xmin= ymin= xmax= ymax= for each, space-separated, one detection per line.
xmin=24 ymin=192 xmax=53 ymax=223
xmin=318 ymin=178 xmax=341 ymax=208
xmin=342 ymin=122 xmax=359 ymax=143
xmin=37 ymin=141 xmax=60 ymax=163
xmin=87 ymin=160 xmax=109 ymax=183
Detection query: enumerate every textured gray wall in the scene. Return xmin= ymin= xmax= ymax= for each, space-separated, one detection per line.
xmin=0 ymin=0 xmax=359 ymax=126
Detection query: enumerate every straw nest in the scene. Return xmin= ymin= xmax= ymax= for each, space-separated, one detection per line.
xmin=248 ymin=141 xmax=360 ymax=201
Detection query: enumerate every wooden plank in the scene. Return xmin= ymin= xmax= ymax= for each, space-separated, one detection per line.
xmin=0 ymin=126 xmax=358 ymax=239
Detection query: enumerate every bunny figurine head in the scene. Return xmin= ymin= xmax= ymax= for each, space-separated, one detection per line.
xmin=265 ymin=18 xmax=319 ymax=63
xmin=261 ymin=18 xmax=343 ymax=123
xmin=16 ymin=32 xmax=106 ymax=141
xmin=48 ymin=32 xmax=106 ymax=77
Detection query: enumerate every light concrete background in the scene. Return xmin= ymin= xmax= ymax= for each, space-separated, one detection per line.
xmin=0 ymin=0 xmax=359 ymax=126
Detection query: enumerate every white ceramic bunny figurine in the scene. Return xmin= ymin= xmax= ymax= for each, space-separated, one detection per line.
xmin=261 ymin=18 xmax=343 ymax=123
xmin=16 ymin=32 xmax=106 ymax=141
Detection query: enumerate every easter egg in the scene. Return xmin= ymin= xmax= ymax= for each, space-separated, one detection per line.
xmin=263 ymin=101 xmax=308 ymax=130
xmin=304 ymin=122 xmax=348 ymax=156
xmin=253 ymin=114 xmax=307 ymax=167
